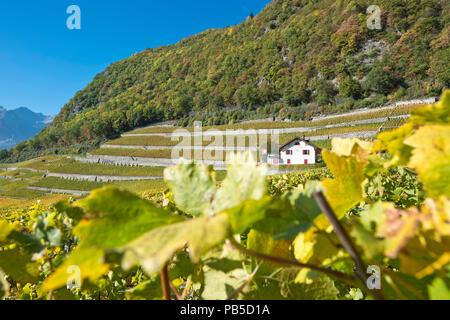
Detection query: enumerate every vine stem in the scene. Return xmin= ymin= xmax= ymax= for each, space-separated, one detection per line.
xmin=228 ymin=237 xmax=359 ymax=287
xmin=181 ymin=278 xmax=192 ymax=300
xmin=169 ymin=280 xmax=182 ymax=300
xmin=312 ymin=190 xmax=385 ymax=300
xmin=160 ymin=264 xmax=171 ymax=300
xmin=48 ymin=258 xmax=54 ymax=300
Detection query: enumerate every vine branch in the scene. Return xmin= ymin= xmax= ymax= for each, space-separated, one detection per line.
xmin=313 ymin=190 xmax=385 ymax=300
xmin=228 ymin=236 xmax=359 ymax=287
xmin=160 ymin=264 xmax=171 ymax=300
xmin=169 ymin=279 xmax=182 ymax=300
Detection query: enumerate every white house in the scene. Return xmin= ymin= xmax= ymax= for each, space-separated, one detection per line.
xmin=267 ymin=137 xmax=321 ymax=165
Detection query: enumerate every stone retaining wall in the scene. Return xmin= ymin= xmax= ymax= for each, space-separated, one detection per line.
xmin=27 ymin=186 xmax=90 ymax=196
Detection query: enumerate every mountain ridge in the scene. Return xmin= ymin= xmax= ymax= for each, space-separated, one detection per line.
xmin=0 ymin=106 xmax=54 ymax=150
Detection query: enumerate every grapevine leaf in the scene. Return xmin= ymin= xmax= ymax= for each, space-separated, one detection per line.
xmin=74 ymin=186 xmax=183 ymax=247
xmin=331 ymin=137 xmax=373 ymax=158
xmin=201 ymin=268 xmax=249 ymax=300
xmin=374 ymin=122 xmax=415 ymax=166
xmin=212 ymin=153 xmax=267 ymax=213
xmin=428 ymin=277 xmax=450 ymax=300
xmin=410 ymin=91 xmax=450 ymax=125
xmin=404 ymin=125 xmax=450 ymax=198
xmin=164 ymin=162 xmax=217 ymax=217
xmin=382 ymin=271 xmax=430 ymax=300
xmin=321 ymin=148 xmax=366 ymax=219
xmin=247 ymin=229 xmax=293 ymax=273
xmin=0 ymin=269 xmax=9 ymax=300
xmin=225 ymin=196 xmax=276 ymax=234
xmin=359 ymin=201 xmax=394 ymax=235
xmin=0 ymin=221 xmax=16 ymax=242
xmin=288 ymin=275 xmax=339 ymax=300
xmin=350 ymin=223 xmax=384 ymax=259
xmin=120 ymin=214 xmax=231 ymax=275
xmin=379 ymin=207 xmax=422 ymax=259
xmin=275 ymin=181 xmax=324 ymax=240
xmin=43 ymin=245 xmax=109 ymax=291
xmin=44 ymin=186 xmax=182 ymax=290
xmin=52 ymin=287 xmax=78 ymax=300
xmin=125 ymin=277 xmax=163 ymax=300
xmin=0 ymin=247 xmax=40 ymax=284
xmin=53 ymin=199 xmax=84 ymax=224
xmin=293 ymin=227 xmax=340 ymax=266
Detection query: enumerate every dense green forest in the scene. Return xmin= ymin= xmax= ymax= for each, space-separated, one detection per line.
xmin=3 ymin=0 xmax=448 ymax=162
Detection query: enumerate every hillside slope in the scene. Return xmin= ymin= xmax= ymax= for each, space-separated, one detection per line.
xmin=0 ymin=106 xmax=53 ymax=150
xmin=5 ymin=0 xmax=449 ymax=162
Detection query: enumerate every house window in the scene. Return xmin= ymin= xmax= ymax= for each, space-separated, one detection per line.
xmin=303 ymin=150 xmax=310 ymax=155
xmin=286 ymin=150 xmax=293 ymax=155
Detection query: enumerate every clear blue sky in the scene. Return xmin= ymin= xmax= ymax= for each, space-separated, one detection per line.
xmin=0 ymin=0 xmax=269 ymax=115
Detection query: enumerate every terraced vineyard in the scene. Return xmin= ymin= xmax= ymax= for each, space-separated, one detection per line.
xmin=0 ymin=102 xmax=423 ymax=209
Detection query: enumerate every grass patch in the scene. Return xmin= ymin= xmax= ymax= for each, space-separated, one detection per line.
xmin=0 ymin=179 xmax=46 ymax=198
xmin=32 ymin=176 xmax=167 ymax=193
xmin=47 ymin=161 xmax=165 ymax=177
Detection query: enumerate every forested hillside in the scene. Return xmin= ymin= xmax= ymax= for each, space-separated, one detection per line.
xmin=4 ymin=0 xmax=449 ymax=162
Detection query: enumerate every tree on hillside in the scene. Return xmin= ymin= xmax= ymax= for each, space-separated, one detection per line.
xmin=364 ymin=67 xmax=397 ymax=95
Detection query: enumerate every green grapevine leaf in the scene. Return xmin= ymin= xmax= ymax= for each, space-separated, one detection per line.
xmin=44 ymin=186 xmax=182 ymax=290
xmin=350 ymin=223 xmax=384 ymax=259
xmin=125 ymin=277 xmax=163 ymax=300
xmin=212 ymin=153 xmax=267 ymax=213
xmin=0 ymin=246 xmax=39 ymax=284
xmin=201 ymin=268 xmax=249 ymax=300
xmin=120 ymin=214 xmax=231 ymax=275
xmin=428 ymin=277 xmax=450 ymax=300
xmin=74 ymin=186 xmax=182 ymax=248
xmin=0 ymin=269 xmax=9 ymax=300
xmin=164 ymin=162 xmax=217 ymax=217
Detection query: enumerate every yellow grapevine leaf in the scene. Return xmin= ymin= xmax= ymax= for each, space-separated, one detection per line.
xmin=416 ymin=252 xmax=450 ymax=279
xmin=0 ymin=221 xmax=16 ymax=242
xmin=379 ymin=207 xmax=422 ymax=259
xmin=410 ymin=90 xmax=450 ymax=125
xmin=404 ymin=125 xmax=450 ymax=198
xmin=247 ymin=229 xmax=293 ymax=272
xmin=43 ymin=246 xmax=109 ymax=291
xmin=420 ymin=197 xmax=450 ymax=237
xmin=373 ymin=122 xmax=415 ymax=166
xmin=293 ymin=227 xmax=339 ymax=266
xmin=321 ymin=148 xmax=366 ymax=219
xmin=331 ymin=137 xmax=373 ymax=159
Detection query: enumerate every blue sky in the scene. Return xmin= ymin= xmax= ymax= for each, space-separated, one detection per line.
xmin=0 ymin=0 xmax=269 ymax=115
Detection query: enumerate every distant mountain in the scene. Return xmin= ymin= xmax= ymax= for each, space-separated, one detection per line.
xmin=0 ymin=106 xmax=54 ymax=150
